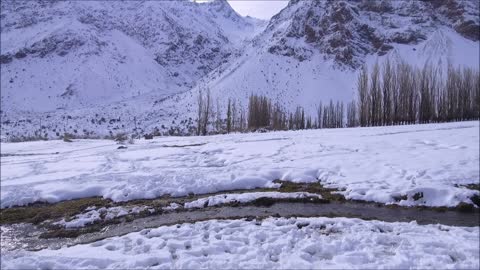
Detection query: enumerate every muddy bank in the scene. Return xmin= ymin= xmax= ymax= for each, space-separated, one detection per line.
xmin=3 ymin=180 xmax=478 ymax=226
xmin=2 ymin=200 xmax=479 ymax=252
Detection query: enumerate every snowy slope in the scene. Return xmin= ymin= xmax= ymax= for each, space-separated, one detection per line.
xmin=2 ymin=217 xmax=479 ymax=269
xmin=0 ymin=0 xmax=263 ymax=113
xmin=1 ymin=121 xmax=478 ymax=208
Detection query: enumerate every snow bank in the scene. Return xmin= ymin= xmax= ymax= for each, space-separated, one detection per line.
xmin=54 ymin=206 xmax=154 ymax=228
xmin=184 ymin=192 xmax=322 ymax=208
xmin=2 ymin=217 xmax=478 ymax=269
xmin=1 ymin=121 xmax=478 ymax=208
xmin=162 ymin=203 xmax=181 ymax=211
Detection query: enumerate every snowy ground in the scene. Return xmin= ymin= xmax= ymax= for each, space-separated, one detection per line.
xmin=1 ymin=121 xmax=479 ymax=208
xmin=2 ymin=217 xmax=478 ymax=269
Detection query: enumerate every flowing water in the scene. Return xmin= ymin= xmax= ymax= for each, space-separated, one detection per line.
xmin=2 ymin=201 xmax=478 ymax=252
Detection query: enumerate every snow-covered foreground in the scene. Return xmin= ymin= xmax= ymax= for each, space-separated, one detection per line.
xmin=2 ymin=217 xmax=478 ymax=269
xmin=1 ymin=121 xmax=479 ymax=208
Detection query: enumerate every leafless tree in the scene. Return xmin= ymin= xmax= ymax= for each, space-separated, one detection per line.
xmin=248 ymin=94 xmax=271 ymax=130
xmin=316 ymin=102 xmax=323 ymax=129
xmin=370 ymin=61 xmax=382 ymax=126
xmin=231 ymin=100 xmax=237 ymax=132
xmin=196 ymin=89 xmax=204 ymax=136
xmin=197 ymin=88 xmax=212 ymax=136
xmin=382 ymin=59 xmax=393 ymax=125
xmin=347 ymin=100 xmax=357 ymax=127
xmin=226 ymin=98 xmax=232 ymax=133
xmin=215 ymin=98 xmax=222 ymax=132
xmin=358 ymin=65 xmax=369 ymax=127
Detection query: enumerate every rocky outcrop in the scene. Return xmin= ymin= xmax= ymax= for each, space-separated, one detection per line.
xmin=425 ymin=0 xmax=480 ymax=41
xmin=454 ymin=20 xmax=480 ymax=41
xmin=264 ymin=0 xmax=479 ymax=68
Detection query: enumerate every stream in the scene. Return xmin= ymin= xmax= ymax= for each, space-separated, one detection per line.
xmin=2 ymin=201 xmax=479 ymax=252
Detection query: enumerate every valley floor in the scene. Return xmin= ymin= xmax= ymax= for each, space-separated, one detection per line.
xmin=1 ymin=121 xmax=479 ymax=208
xmin=1 ymin=121 xmax=479 ymax=269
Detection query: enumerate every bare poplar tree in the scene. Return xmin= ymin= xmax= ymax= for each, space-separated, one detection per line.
xmin=391 ymin=63 xmax=399 ymax=125
xmin=239 ymin=104 xmax=246 ymax=132
xmin=196 ymin=89 xmax=204 ymax=136
xmin=347 ymin=100 xmax=357 ymax=127
xmin=216 ymin=98 xmax=222 ymax=132
xmin=357 ymin=65 xmax=369 ymax=127
xmin=370 ymin=62 xmax=382 ymax=126
xmin=473 ymin=69 xmax=480 ymax=119
xmin=232 ymin=100 xmax=237 ymax=131
xmin=316 ymin=102 xmax=323 ymax=129
xmin=226 ymin=99 xmax=232 ymax=133
xmin=382 ymin=59 xmax=393 ymax=125
xmin=201 ymin=89 xmax=211 ymax=135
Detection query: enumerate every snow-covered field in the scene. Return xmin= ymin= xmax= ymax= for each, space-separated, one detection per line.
xmin=1 ymin=121 xmax=479 ymax=208
xmin=2 ymin=217 xmax=478 ymax=269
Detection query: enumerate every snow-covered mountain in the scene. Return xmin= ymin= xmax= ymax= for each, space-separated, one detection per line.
xmin=1 ymin=0 xmax=479 ymax=140
xmin=0 ymin=0 xmax=263 ymax=112
xmin=196 ymin=0 xmax=480 ymax=115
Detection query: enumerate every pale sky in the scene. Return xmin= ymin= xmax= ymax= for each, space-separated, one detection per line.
xmin=227 ymin=1 xmax=289 ymax=20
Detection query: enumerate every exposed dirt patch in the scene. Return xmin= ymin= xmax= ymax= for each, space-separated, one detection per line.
xmin=0 ymin=152 xmax=60 ymax=157
xmin=274 ymin=180 xmax=346 ymax=202
xmin=0 ymin=197 xmax=110 ymax=225
xmin=470 ymin=195 xmax=480 ymax=208
xmin=464 ymin=183 xmax=480 ymax=191
xmin=39 ymin=226 xmax=103 ymax=239
xmin=160 ymin=143 xmax=206 ymax=148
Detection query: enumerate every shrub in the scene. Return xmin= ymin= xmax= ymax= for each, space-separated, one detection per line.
xmin=113 ymin=133 xmax=128 ymax=144
xmin=63 ymin=133 xmax=73 ymax=143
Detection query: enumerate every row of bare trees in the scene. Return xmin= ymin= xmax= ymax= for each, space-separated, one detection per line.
xmin=197 ymin=89 xmax=248 ymax=135
xmin=243 ymin=94 xmax=345 ymax=131
xmin=317 ymin=101 xmax=345 ymax=129
xmin=196 ymin=62 xmax=478 ymax=135
xmin=357 ymin=60 xmax=480 ymax=127
xmin=247 ymin=95 xmax=272 ymax=129
xmin=197 ymin=91 xmax=347 ymax=134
